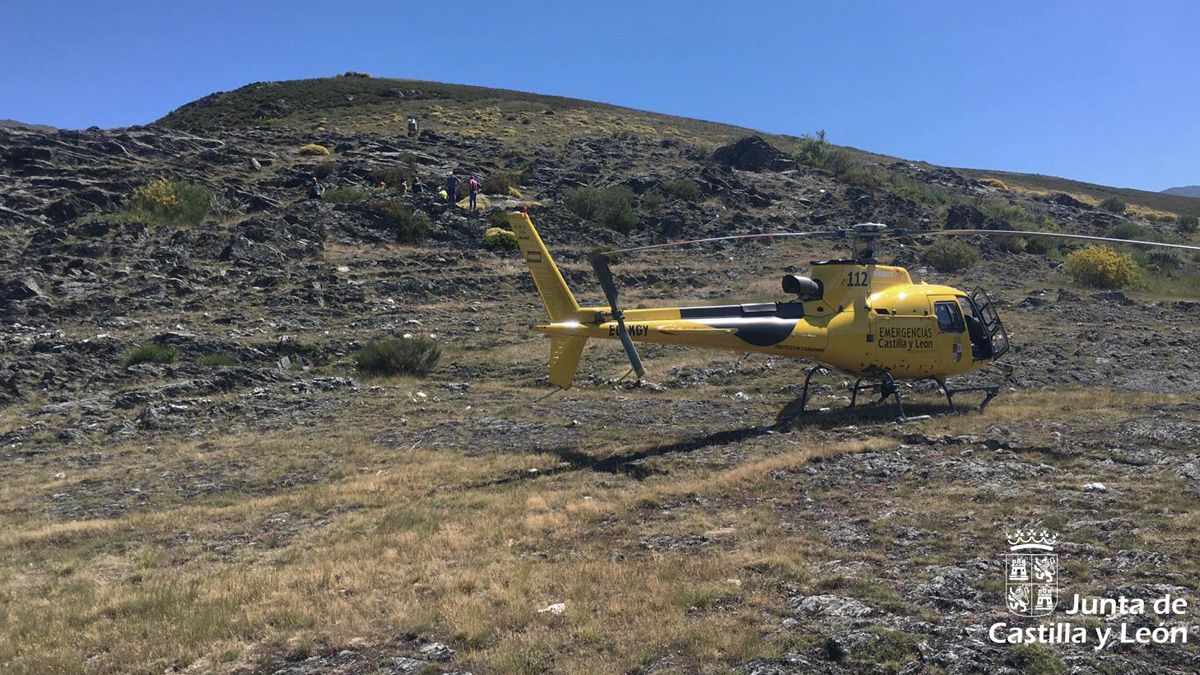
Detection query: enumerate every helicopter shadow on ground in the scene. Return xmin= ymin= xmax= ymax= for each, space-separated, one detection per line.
xmin=475 ymin=392 xmax=966 ymax=490
xmin=477 ymin=424 xmax=776 ymax=488
xmin=774 ymin=394 xmax=959 ymax=430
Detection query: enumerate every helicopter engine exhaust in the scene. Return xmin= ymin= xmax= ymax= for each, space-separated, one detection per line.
xmin=782 ymin=274 xmax=822 ymax=301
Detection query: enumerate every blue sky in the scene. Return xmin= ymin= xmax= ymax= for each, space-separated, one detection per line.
xmin=1 ymin=1 xmax=1196 ymax=191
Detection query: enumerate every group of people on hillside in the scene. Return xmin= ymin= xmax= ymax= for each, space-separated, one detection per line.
xmin=307 ymin=114 xmax=485 ymax=212
xmin=309 ymin=170 xmax=483 ymax=212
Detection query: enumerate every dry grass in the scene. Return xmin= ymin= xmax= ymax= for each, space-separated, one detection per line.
xmin=2 ymin=380 xmax=1194 ymax=673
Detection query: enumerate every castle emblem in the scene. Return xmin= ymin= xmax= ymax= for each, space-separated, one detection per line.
xmin=1005 ymin=529 xmax=1059 ymax=617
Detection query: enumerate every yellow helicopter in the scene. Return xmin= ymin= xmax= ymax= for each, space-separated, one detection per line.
xmin=507 ymin=212 xmax=1198 ymax=419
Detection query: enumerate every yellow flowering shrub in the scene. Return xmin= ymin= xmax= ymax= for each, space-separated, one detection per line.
xmin=299 ymin=143 xmax=331 ymax=156
xmin=130 ymin=178 xmax=181 ymax=213
xmin=1063 ymin=245 xmax=1139 ymax=289
xmin=483 ymin=227 xmax=519 ymax=251
xmin=127 ymin=179 xmax=211 ymax=226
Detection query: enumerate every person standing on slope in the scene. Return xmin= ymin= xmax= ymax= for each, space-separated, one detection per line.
xmin=468 ymin=176 xmax=480 ymax=211
xmin=446 ymin=173 xmax=459 ymax=205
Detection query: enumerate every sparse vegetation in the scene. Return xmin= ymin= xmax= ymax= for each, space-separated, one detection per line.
xmin=791 ymin=129 xmax=829 ymax=166
xmin=482 ymin=172 xmax=524 ymax=195
xmin=640 ymin=189 xmax=666 ymax=209
xmin=1099 ymin=195 xmax=1126 ymax=214
xmin=564 ymin=185 xmax=637 ymax=233
xmin=125 ymin=178 xmax=212 ymax=226
xmin=1025 ymin=235 xmax=1057 ymax=256
xmin=322 ymin=187 xmax=370 ymax=204
xmin=663 ymin=179 xmax=702 ymax=202
xmin=121 ymin=342 xmax=180 ymax=367
xmin=1064 ymin=245 xmax=1140 ymax=289
xmin=1145 ymin=248 xmax=1182 ymax=271
xmin=483 ymin=227 xmax=519 ymax=251
xmin=369 ymin=200 xmax=431 ymax=242
xmin=314 ymin=161 xmax=336 ymax=179
xmin=486 ymin=210 xmax=510 ymax=229
xmin=298 ymin=143 xmax=330 ymax=156
xmin=978 ymin=177 xmax=1009 ymax=190
xmin=354 ymin=336 xmax=440 ymax=376
xmin=922 ymin=239 xmax=979 ymax=273
xmin=370 ymin=167 xmax=414 ymax=189
xmin=1106 ymin=222 xmax=1148 ymax=240
xmin=197 ymin=353 xmax=239 ymax=367
xmin=1177 ymin=214 xmax=1198 ymax=234
xmin=1008 ymin=644 xmax=1067 ymax=675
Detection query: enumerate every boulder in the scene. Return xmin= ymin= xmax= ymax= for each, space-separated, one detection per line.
xmin=0 ymin=277 xmax=42 ymax=301
xmin=712 ymin=136 xmax=798 ymax=172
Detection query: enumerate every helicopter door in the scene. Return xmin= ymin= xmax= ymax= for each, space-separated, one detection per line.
xmin=965 ymin=288 xmax=1009 ymax=360
xmin=931 ymin=298 xmax=969 ymax=368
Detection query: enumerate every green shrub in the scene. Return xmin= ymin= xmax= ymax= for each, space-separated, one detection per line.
xmin=663 ymin=179 xmax=702 ymax=202
xmin=822 ymin=148 xmax=856 ymax=177
xmin=482 ymin=172 xmax=524 ymax=195
xmin=564 ymin=186 xmax=637 ymax=233
xmin=197 ymin=353 xmax=238 ymax=367
xmin=1106 ymin=222 xmax=1147 ymax=240
xmin=370 ymin=201 xmax=430 ymax=243
xmin=640 ymin=189 xmax=666 ymax=210
xmin=880 ymin=173 xmax=953 ymax=207
xmin=922 ymin=239 xmax=979 ymax=273
xmin=1025 ymin=236 xmax=1056 ymax=255
xmin=1177 ymin=214 xmax=1199 ymax=234
xmin=1099 ymin=196 xmax=1126 ymax=214
xmin=314 ymin=161 xmax=336 ymax=179
xmin=299 ymin=143 xmax=330 ymax=156
xmin=1008 ymin=644 xmax=1066 ymax=675
xmin=487 ymin=210 xmax=511 ymax=229
xmin=122 ymin=343 xmax=180 ymax=368
xmin=1146 ymin=249 xmax=1182 ymax=271
xmin=564 ymin=187 xmax=602 ymax=219
xmin=126 ymin=179 xmax=212 ymax=226
xmin=322 ymin=188 xmax=369 ymax=204
xmin=483 ymin=227 xmax=519 ymax=251
xmin=792 ymin=129 xmax=828 ymax=166
xmin=995 ymin=235 xmax=1026 ymax=254
xmin=371 ymin=167 xmax=414 ymax=189
xmin=1064 ymin=245 xmax=1139 ymax=288
xmin=355 ymin=337 xmax=440 ymax=376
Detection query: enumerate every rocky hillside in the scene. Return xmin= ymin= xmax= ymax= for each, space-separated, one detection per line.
xmin=2 ymin=75 xmax=1199 ymax=674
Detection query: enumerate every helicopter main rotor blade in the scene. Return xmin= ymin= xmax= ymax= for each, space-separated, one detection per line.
xmin=915 ymin=229 xmax=1200 ymax=252
xmin=601 ymin=230 xmax=845 ymax=256
xmin=589 ymin=253 xmax=646 ymax=379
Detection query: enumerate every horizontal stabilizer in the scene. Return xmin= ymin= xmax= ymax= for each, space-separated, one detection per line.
xmin=549 ymin=336 xmax=587 ymax=389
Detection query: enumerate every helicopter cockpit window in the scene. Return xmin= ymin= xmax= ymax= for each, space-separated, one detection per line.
xmin=934 ymin=301 xmax=965 ymax=333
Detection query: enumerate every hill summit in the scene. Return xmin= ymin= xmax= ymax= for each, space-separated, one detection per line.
xmin=1162 ymin=185 xmax=1200 ymax=198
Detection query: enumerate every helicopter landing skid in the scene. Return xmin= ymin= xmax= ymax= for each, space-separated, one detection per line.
xmin=798 ymin=366 xmax=915 ymax=421
xmin=797 ymin=367 xmax=997 ymax=421
xmin=933 ymin=379 xmax=1001 ymax=413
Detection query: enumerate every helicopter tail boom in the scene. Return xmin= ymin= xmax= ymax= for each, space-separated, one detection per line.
xmin=507 ymin=212 xmax=581 ymax=322
xmin=508 ymin=212 xmax=591 ymax=389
